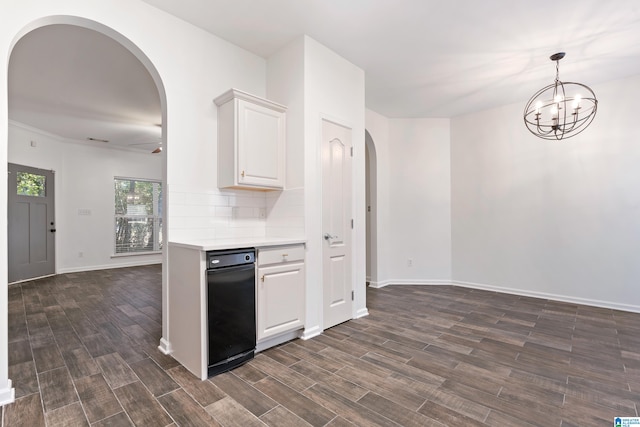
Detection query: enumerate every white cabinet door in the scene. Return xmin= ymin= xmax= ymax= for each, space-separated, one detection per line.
xmin=237 ymin=99 xmax=285 ymax=188
xmin=215 ymin=89 xmax=286 ymax=190
xmin=257 ymin=261 xmax=305 ymax=341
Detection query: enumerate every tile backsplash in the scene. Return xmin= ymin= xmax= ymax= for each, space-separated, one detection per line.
xmin=168 ymin=185 xmax=304 ymax=242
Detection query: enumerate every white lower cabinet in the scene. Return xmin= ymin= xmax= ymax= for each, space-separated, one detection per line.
xmin=257 ymin=245 xmax=305 ymax=341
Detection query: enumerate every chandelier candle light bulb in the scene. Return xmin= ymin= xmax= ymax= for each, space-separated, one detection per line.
xmin=572 ymin=94 xmax=582 ymax=111
xmin=523 ymin=52 xmax=598 ymax=140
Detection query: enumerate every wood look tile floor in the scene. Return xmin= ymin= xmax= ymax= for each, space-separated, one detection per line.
xmin=2 ymin=265 xmax=640 ymax=426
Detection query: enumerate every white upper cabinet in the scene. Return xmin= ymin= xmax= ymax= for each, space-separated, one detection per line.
xmin=214 ymin=89 xmax=286 ymax=190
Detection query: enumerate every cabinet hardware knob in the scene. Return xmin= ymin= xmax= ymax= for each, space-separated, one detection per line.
xmin=241 ymin=170 xmax=245 ymax=178
xmin=282 ymin=254 xmax=288 ymax=257
xmin=261 ymin=275 xmax=265 ymax=282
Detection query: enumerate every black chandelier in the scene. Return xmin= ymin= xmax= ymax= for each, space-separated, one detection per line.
xmin=523 ymin=52 xmax=598 ymax=140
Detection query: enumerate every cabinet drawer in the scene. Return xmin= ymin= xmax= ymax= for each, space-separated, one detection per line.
xmin=258 ymin=245 xmax=304 ymax=266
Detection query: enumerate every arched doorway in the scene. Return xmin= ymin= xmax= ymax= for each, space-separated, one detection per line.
xmin=2 ymin=16 xmax=168 ymax=404
xmin=365 ymin=129 xmax=378 ymax=286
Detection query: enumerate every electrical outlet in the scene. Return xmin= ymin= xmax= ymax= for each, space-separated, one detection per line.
xmin=408 ymin=258 xmax=413 ymax=267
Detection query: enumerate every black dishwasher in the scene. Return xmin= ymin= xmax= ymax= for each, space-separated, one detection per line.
xmin=206 ymin=248 xmax=256 ymax=377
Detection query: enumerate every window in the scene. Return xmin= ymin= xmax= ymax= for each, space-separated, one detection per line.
xmin=17 ymin=172 xmax=46 ymax=197
xmin=114 ymin=178 xmax=162 ymax=254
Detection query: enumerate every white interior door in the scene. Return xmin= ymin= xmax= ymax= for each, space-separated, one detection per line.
xmin=8 ymin=163 xmax=56 ymax=283
xmin=322 ymin=119 xmax=353 ymax=329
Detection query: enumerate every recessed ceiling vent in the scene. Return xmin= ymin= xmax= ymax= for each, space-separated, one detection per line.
xmin=87 ymin=137 xmax=109 ymax=143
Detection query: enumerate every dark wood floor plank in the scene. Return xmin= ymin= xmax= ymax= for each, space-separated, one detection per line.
xmin=9 ymin=360 xmax=39 ymax=398
xmin=129 ymin=357 xmax=180 ymax=397
xmin=302 ymin=383 xmax=399 ymax=427
xmin=209 ymin=371 xmax=278 ymax=417
xmin=261 ymin=346 xmax=301 ymax=367
xmin=44 ymin=402 xmax=89 ymax=426
xmin=38 ymin=366 xmax=79 ymax=412
xmin=167 ymin=365 xmax=226 ymax=407
xmin=333 ymin=364 xmax=426 ymax=409
xmin=205 ymin=396 xmax=265 ymax=427
xmin=96 ymin=322 xmax=148 ymax=364
xmin=2 ymin=393 xmax=45 ymax=427
xmin=88 ymin=411 xmax=134 ymax=427
xmin=95 ymin=352 xmax=138 ymax=389
xmin=5 ymin=268 xmax=640 ymax=427
xmin=280 ymin=341 xmax=346 ymax=373
xmin=357 ymin=392 xmax=444 ymax=427
xmin=253 ymin=376 xmax=336 ymax=426
xmin=157 ymin=389 xmax=221 ymax=427
xmin=80 ymin=333 xmax=117 ymax=358
xmin=31 ymin=341 xmax=66 ymax=373
xmin=113 ymin=381 xmax=173 ymax=427
xmin=8 ymin=339 xmax=32 ymax=366
xmin=442 ymin=379 xmax=561 ymax=425
xmin=228 ymin=360 xmax=269 ymax=385
xmin=418 ymin=399 xmax=488 ymax=427
xmin=291 ymin=361 xmax=369 ymax=402
xmin=249 ymin=354 xmax=315 ymax=392
xmin=74 ymin=373 xmax=123 ymax=423
xmin=259 ymin=405 xmax=314 ymax=427
xmin=61 ymin=346 xmax=102 ymax=380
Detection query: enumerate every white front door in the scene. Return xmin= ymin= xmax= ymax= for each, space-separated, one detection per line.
xmin=8 ymin=163 xmax=56 ymax=283
xmin=322 ymin=119 xmax=353 ymax=329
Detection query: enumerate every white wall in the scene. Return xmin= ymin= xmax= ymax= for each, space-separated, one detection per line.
xmin=365 ymin=112 xmax=452 ymax=287
xmin=365 ymin=109 xmax=391 ymax=285
xmin=9 ymin=122 xmax=162 ymax=273
xmin=1 ymin=0 xmax=268 ymax=404
xmin=451 ymin=74 xmax=640 ymax=312
xmin=265 ymin=36 xmax=305 ymax=239
xmin=266 ymin=36 xmax=366 ymax=335
xmin=388 ymin=118 xmax=452 ymax=284
xmin=303 ymin=36 xmax=367 ymax=330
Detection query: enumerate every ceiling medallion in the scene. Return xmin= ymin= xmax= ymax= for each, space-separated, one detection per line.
xmin=523 ymin=52 xmax=598 ymax=140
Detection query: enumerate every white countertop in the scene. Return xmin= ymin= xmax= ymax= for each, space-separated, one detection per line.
xmin=168 ymin=237 xmax=306 ymax=251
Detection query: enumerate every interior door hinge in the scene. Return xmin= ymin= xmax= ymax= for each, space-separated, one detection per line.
xmin=351 ymin=290 xmax=354 ymax=301
xmin=351 ymin=219 xmax=354 ymax=229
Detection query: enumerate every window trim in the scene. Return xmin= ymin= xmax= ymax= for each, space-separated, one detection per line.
xmin=114 ymin=176 xmax=163 ymax=256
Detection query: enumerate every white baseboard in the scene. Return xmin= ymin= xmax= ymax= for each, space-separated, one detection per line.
xmin=355 ymin=307 xmax=369 ymax=319
xmin=158 ymin=338 xmax=172 ymax=355
xmin=300 ymin=325 xmax=322 ymax=340
xmin=367 ymin=278 xmax=640 ymax=314
xmin=452 ymin=280 xmax=640 ymax=314
xmin=369 ymin=279 xmax=451 ymax=289
xmin=58 ymin=259 xmax=161 ymax=274
xmin=0 ymin=380 xmax=15 ymax=406
xmin=256 ymin=329 xmax=301 ymax=352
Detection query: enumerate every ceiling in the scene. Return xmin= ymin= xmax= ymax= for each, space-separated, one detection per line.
xmin=141 ymin=0 xmax=640 ymax=118
xmin=8 ymin=1 xmax=640 ymax=151
xmin=9 ymin=25 xmax=162 ymax=153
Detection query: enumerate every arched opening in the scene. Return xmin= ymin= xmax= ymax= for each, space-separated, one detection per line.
xmin=365 ymin=129 xmax=378 ymax=285
xmin=4 ymin=16 xmax=169 ymax=404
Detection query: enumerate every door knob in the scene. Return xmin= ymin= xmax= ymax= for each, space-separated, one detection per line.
xmin=324 ymin=233 xmax=337 ymax=240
